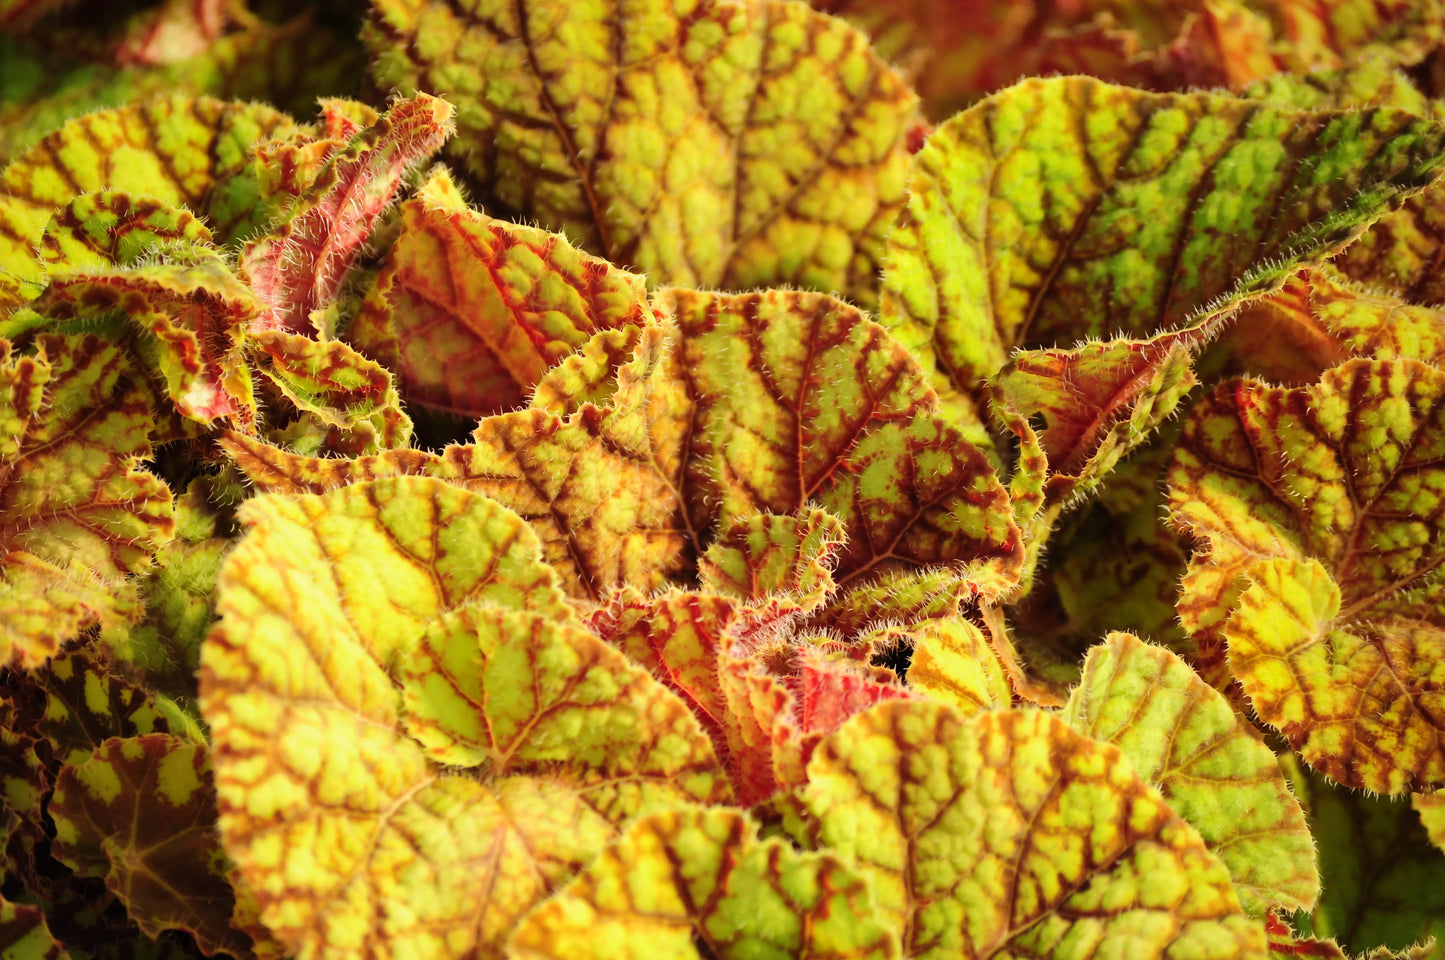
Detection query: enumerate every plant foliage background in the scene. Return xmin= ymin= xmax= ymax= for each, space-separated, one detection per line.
xmin=5 ymin=0 xmax=1445 ymax=958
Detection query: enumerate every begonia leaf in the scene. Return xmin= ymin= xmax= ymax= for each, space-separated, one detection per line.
xmin=364 ymin=0 xmax=919 ymax=306
xmin=348 ymin=167 xmax=656 ymax=417
xmin=98 ymin=478 xmax=230 ymax=700
xmin=112 ymin=0 xmax=230 ymax=67
xmin=593 ymin=588 xmax=801 ymax=806
xmin=49 ymin=734 xmax=246 ymax=958
xmin=0 ymin=18 xmax=360 ymax=164
xmin=202 ymin=476 xmax=728 ymax=960
xmin=33 ymin=192 xmax=212 ymax=274
xmin=1214 ymin=267 xmax=1445 ymax=389
xmin=901 ymin=616 xmax=1012 ymax=716
xmin=879 ymin=75 xmax=1445 ymax=428
xmin=1170 ymin=358 xmax=1445 ymax=792
xmin=248 ymin=329 xmax=412 ymax=454
xmin=34 ymin=252 xmax=261 ymax=429
xmin=0 ymin=334 xmax=173 ymax=669
xmin=0 ymin=894 xmax=67 ymax=960
xmin=0 ymin=96 xmax=298 ymax=309
xmin=1266 ymin=912 xmax=1435 ymax=960
xmin=229 ymin=290 xmax=1025 ymax=599
xmin=796 ymin=701 xmax=1267 ymax=959
xmin=398 ymin=602 xmax=730 ymax=818
xmin=656 ymin=288 xmax=1022 ymax=593
xmin=1285 ymin=756 xmax=1445 ymax=955
xmin=30 ymin=652 xmax=184 ymax=769
xmin=1063 ymin=632 xmax=1318 ymax=915
xmin=0 ymin=0 xmax=68 ymax=31
xmin=506 ymin=805 xmax=898 ymax=960
xmin=241 ymin=94 xmax=454 ymax=336
xmin=698 ymin=508 xmax=845 ymax=616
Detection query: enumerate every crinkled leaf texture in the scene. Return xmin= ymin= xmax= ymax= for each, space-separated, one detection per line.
xmin=364 ymin=0 xmax=920 ymax=306
xmin=1171 ymin=358 xmax=1445 ymax=793
xmin=794 ymin=701 xmax=1267 ymax=959
xmin=202 ymin=476 xmax=729 ymax=960
xmin=1063 ymin=632 xmax=1318 ymax=916
xmin=0 ymin=334 xmax=174 ymax=669
xmin=508 ymin=806 xmax=898 ymax=959
xmin=880 ymin=74 xmax=1445 ymax=428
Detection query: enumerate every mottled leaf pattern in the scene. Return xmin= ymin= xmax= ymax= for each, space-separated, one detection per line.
xmin=1171 ymin=359 xmax=1445 ymax=792
xmin=507 ymin=806 xmax=898 ymax=960
xmin=364 ymin=0 xmax=919 ymax=305
xmin=1064 ymin=632 xmax=1318 ymax=915
xmin=797 ymin=702 xmax=1267 ymax=960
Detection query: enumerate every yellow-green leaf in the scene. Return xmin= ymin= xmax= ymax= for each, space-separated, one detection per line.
xmin=1064 ymin=632 xmax=1319 ymax=915
xmin=507 ymin=806 xmax=899 ymax=960
xmin=0 ymin=335 xmax=173 ymax=669
xmin=363 ymin=0 xmax=919 ymax=306
xmin=880 ymin=75 xmax=1445 ymax=427
xmin=797 ymin=702 xmax=1267 ymax=959
xmin=1171 ymin=358 xmax=1445 ymax=792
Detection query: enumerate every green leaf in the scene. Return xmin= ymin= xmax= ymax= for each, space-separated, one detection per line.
xmin=1063 ymin=632 xmax=1319 ymax=915
xmin=50 ymin=734 xmax=247 ymax=958
xmin=0 ymin=96 xmax=298 ymax=309
xmin=0 ymin=334 xmax=174 ymax=669
xmin=347 ymin=167 xmax=656 ymax=418
xmin=1285 ymin=755 xmax=1445 ymax=956
xmin=202 ymin=476 xmax=727 ymax=960
xmin=363 ymin=0 xmax=920 ymax=306
xmin=795 ymin=701 xmax=1267 ymax=959
xmin=1170 ymin=358 xmax=1445 ymax=793
xmin=507 ymin=805 xmax=899 ymax=960
xmin=879 ymin=75 xmax=1445 ymax=427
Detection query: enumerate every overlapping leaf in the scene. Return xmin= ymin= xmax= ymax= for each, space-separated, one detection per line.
xmin=0 ymin=894 xmax=67 ymax=960
xmin=508 ymin=805 xmax=897 ymax=959
xmin=241 ymin=94 xmax=454 ymax=336
xmin=0 ymin=334 xmax=174 ymax=669
xmin=229 ymin=288 xmax=1025 ymax=598
xmin=49 ymin=734 xmax=245 ymax=958
xmin=0 ymin=96 xmax=298 ymax=309
xmin=1063 ymin=632 xmax=1318 ymax=915
xmin=1286 ymin=756 xmax=1445 ymax=955
xmin=363 ymin=0 xmax=919 ymax=306
xmin=796 ymin=701 xmax=1267 ymax=959
xmin=349 ymin=167 xmax=656 ymax=417
xmin=202 ymin=476 xmax=728 ymax=960
xmin=1171 ymin=358 xmax=1445 ymax=793
xmin=1215 ymin=268 xmax=1445 ymax=385
xmin=879 ymin=74 xmax=1445 ymax=429
xmin=1266 ymin=912 xmax=1435 ymax=960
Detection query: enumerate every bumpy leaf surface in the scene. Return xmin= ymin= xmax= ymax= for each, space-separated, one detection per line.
xmin=797 ymin=702 xmax=1267 ymax=959
xmin=507 ymin=806 xmax=898 ymax=960
xmin=698 ymin=508 xmax=845 ymax=615
xmin=1171 ymin=359 xmax=1445 ymax=792
xmin=35 ymin=251 xmax=261 ymax=428
xmin=202 ymin=476 xmax=726 ymax=960
xmin=1063 ymin=632 xmax=1318 ymax=915
xmin=0 ymin=96 xmax=297 ymax=308
xmin=364 ymin=0 xmax=919 ymax=305
xmin=0 ymin=335 xmax=173 ymax=669
xmin=49 ymin=734 xmax=245 ymax=958
xmin=880 ymin=75 xmax=1445 ymax=424
xmin=1217 ymin=268 xmax=1445 ymax=386
xmin=348 ymin=168 xmax=656 ymax=417
xmin=242 ymin=94 xmax=454 ymax=335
